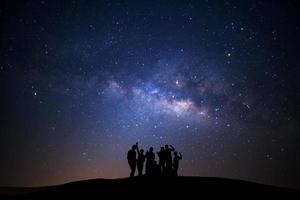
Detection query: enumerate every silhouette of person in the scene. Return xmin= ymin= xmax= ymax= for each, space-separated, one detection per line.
xmin=152 ymin=160 xmax=161 ymax=176
xmin=165 ymin=144 xmax=175 ymax=175
xmin=157 ymin=147 xmax=166 ymax=173
xmin=145 ymin=147 xmax=155 ymax=175
xmin=127 ymin=143 xmax=138 ymax=177
xmin=136 ymin=143 xmax=146 ymax=176
xmin=173 ymin=151 xmax=182 ymax=176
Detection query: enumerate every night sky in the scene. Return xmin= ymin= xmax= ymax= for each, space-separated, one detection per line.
xmin=1 ymin=0 xmax=300 ymax=188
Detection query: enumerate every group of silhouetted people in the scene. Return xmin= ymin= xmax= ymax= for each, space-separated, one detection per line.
xmin=127 ymin=143 xmax=182 ymax=177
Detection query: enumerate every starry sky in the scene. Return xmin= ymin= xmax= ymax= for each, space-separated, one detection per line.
xmin=1 ymin=0 xmax=300 ymax=188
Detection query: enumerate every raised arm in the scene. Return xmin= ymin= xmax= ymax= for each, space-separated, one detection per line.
xmin=170 ymin=145 xmax=175 ymax=151
xmin=136 ymin=142 xmax=140 ymax=154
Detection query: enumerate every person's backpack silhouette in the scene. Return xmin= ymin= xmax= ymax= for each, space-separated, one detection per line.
xmin=127 ymin=143 xmax=138 ymax=177
xmin=173 ymin=151 xmax=182 ymax=176
xmin=136 ymin=143 xmax=146 ymax=176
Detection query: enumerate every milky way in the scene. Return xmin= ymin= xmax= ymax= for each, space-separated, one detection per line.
xmin=0 ymin=0 xmax=300 ymax=188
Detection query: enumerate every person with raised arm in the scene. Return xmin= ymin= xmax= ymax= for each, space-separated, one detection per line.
xmin=136 ymin=142 xmax=146 ymax=176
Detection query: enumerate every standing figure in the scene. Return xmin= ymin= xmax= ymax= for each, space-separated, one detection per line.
xmin=157 ymin=147 xmax=166 ymax=173
xmin=165 ymin=144 xmax=175 ymax=175
xmin=127 ymin=143 xmax=137 ymax=177
xmin=145 ymin=147 xmax=155 ymax=175
xmin=136 ymin=144 xmax=146 ymax=176
xmin=173 ymin=152 xmax=182 ymax=176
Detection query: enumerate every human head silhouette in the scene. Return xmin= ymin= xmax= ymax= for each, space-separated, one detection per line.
xmin=149 ymin=147 xmax=153 ymax=152
xmin=140 ymin=149 xmax=144 ymax=154
xmin=132 ymin=145 xmax=137 ymax=150
xmin=165 ymin=144 xmax=169 ymax=149
xmin=174 ymin=151 xmax=178 ymax=156
xmin=160 ymin=147 xmax=164 ymax=151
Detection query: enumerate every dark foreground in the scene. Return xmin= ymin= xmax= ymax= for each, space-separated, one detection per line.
xmin=0 ymin=176 xmax=299 ymax=199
